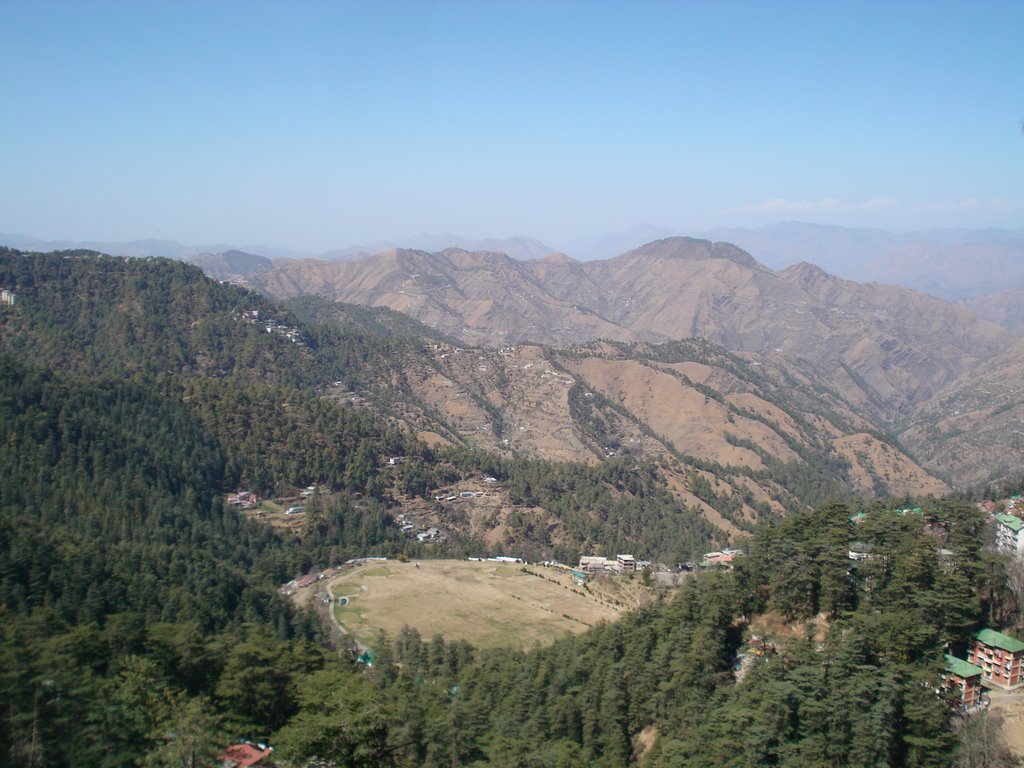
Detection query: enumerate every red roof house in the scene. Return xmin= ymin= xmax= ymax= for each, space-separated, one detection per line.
xmin=219 ymin=742 xmax=273 ymax=768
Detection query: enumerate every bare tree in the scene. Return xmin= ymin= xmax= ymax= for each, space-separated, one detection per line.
xmin=953 ymin=711 xmax=1019 ymax=768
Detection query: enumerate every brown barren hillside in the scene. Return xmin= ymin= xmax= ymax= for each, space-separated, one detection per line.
xmin=898 ymin=340 xmax=1024 ymax=486
xmin=332 ymin=336 xmax=948 ymax=540
xmin=245 ymin=237 xmax=1012 ymax=432
xmin=959 ymin=288 xmax=1024 ymax=334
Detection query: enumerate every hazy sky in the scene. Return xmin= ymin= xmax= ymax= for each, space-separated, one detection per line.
xmin=1 ymin=1 xmax=1021 ymax=251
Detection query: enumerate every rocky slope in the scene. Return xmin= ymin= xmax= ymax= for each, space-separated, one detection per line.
xmin=898 ymin=343 xmax=1024 ymax=486
xmin=334 ymin=336 xmax=949 ymax=519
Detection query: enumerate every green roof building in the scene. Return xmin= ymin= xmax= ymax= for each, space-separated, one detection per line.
xmin=942 ymin=654 xmax=985 ymax=709
xmin=970 ymin=628 xmax=1024 ymax=689
xmin=996 ymin=514 xmax=1024 ymax=533
xmin=944 ymin=654 xmax=983 ymax=679
xmin=976 ymin=628 xmax=1024 ymax=653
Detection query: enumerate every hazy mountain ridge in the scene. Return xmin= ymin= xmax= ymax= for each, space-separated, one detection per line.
xmin=959 ymin=288 xmax=1024 ymax=334
xmin=0 ymin=232 xmax=555 ymax=266
xmin=9 ymin=223 xmax=1023 ymax=302
xmin=187 ymin=249 xmax=274 ymax=281
xmin=562 ymin=224 xmax=683 ymax=261
xmin=697 ymin=222 xmax=1024 ymax=300
xmin=0 ymin=233 xmax=305 ymax=260
xmin=322 ymin=234 xmax=556 ymax=262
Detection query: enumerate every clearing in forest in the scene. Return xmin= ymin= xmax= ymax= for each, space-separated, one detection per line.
xmin=327 ymin=559 xmax=625 ymax=650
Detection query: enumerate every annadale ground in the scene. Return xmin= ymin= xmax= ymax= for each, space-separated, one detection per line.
xmin=324 ymin=559 xmax=632 ymax=651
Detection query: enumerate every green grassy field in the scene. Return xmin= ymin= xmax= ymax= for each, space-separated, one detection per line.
xmin=327 ymin=559 xmax=624 ymax=650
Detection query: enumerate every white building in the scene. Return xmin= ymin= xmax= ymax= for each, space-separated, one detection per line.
xmin=617 ymin=554 xmax=637 ymax=572
xmin=996 ymin=514 xmax=1024 ymax=558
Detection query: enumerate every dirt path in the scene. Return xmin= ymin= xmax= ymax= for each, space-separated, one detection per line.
xmin=291 ymin=579 xmax=370 ymax=656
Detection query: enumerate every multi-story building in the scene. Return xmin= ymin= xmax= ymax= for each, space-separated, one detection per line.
xmin=617 ymin=554 xmax=637 ymax=572
xmin=995 ymin=514 xmax=1024 ymax=558
xmin=941 ymin=654 xmax=985 ymax=711
xmin=969 ymin=628 xmax=1024 ymax=689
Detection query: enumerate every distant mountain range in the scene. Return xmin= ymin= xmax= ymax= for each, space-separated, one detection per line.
xmin=959 ymin=288 xmax=1024 ymax=334
xmin=8 ymin=222 xmax=1024 ymax=307
xmin=695 ymin=222 xmax=1024 ymax=301
xmin=6 ymin=223 xmax=1022 ymax=302
xmin=320 ymin=234 xmax=556 ymax=262
xmin=568 ymin=222 xmax=1024 ymax=301
xmin=0 ymin=233 xmax=555 ymax=264
xmin=0 ymin=233 xmax=270 ymax=260
xmin=0 ymin=247 xmax=952 ymax=541
xmin=244 ymin=237 xmax=1005 ymax=411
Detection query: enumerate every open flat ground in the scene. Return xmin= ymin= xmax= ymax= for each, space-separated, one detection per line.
xmin=327 ymin=559 xmax=626 ymax=650
xmin=985 ymin=687 xmax=1024 ymax=759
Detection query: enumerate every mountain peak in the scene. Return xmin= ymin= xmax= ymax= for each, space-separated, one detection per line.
xmin=776 ymin=261 xmax=847 ymax=295
xmin=539 ymin=251 xmax=576 ymax=265
xmin=621 ymin=237 xmax=761 ymax=268
xmin=778 ymin=260 xmax=831 ymax=283
xmin=186 ymin=249 xmax=272 ymax=280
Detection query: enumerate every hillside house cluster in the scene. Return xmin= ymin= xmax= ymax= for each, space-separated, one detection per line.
xmin=433 ymin=477 xmax=500 ymax=501
xmin=847 ymin=542 xmax=876 ymax=561
xmin=394 ymin=512 xmax=444 ymax=542
xmin=238 ymin=309 xmax=306 ymax=346
xmin=968 ymin=628 xmax=1024 ymax=689
xmin=417 ymin=527 xmax=442 ymax=542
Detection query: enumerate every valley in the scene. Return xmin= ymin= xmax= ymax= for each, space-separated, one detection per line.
xmin=6 ymin=4 xmax=1020 ymax=764
xmin=2 ymin=244 xmax=1022 ymax=768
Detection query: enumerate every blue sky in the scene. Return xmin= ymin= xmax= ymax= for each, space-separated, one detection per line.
xmin=1 ymin=1 xmax=1021 ymax=251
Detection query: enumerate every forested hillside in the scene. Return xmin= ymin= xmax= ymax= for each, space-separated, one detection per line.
xmin=0 ymin=248 xmax=1018 ymax=767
